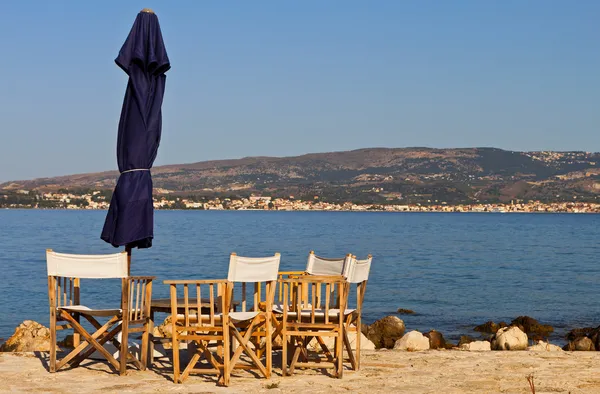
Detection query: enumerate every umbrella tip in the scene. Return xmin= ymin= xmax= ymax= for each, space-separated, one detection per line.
xmin=141 ymin=8 xmax=155 ymax=14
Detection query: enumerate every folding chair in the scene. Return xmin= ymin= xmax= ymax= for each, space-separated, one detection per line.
xmin=225 ymin=253 xmax=280 ymax=381
xmin=164 ymin=278 xmax=229 ymax=384
xmin=165 ymin=253 xmax=280 ymax=386
xmin=343 ymin=254 xmax=372 ymax=371
xmin=278 ymin=275 xmax=349 ymax=378
xmin=46 ymin=250 xmax=154 ymax=375
xmin=275 ymin=252 xmax=352 ymax=344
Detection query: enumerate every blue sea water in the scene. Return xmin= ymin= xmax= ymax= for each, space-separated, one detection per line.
xmin=1 ymin=209 xmax=599 ymax=345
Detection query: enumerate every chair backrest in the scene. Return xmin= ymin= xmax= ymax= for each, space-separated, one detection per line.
xmin=164 ymin=279 xmax=228 ymax=329
xmin=305 ymin=251 xmax=353 ymax=278
xmin=227 ymin=253 xmax=281 ymax=283
xmin=227 ymin=253 xmax=281 ymax=313
xmin=46 ymin=249 xmax=128 ymax=279
xmin=347 ymin=255 xmax=373 ymax=284
xmin=345 ymin=255 xmax=372 ymax=312
xmin=280 ymin=276 xmax=349 ymax=325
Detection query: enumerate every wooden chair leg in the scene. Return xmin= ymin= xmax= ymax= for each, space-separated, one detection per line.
xmin=172 ymin=327 xmax=180 ymax=383
xmin=49 ymin=309 xmax=56 ymax=373
xmin=119 ymin=318 xmax=129 ymax=376
xmin=282 ymin=333 xmax=288 ymax=376
xmin=140 ymin=319 xmax=149 ymax=370
xmin=223 ymin=320 xmax=231 ymax=387
xmin=289 ymin=344 xmax=302 ymax=375
xmin=343 ymin=328 xmax=357 ymax=371
xmin=149 ymin=311 xmax=155 ymax=367
xmin=356 ymin=316 xmax=361 ymax=370
xmin=336 ymin=331 xmax=344 ymax=379
xmin=266 ymin=314 xmax=272 ymax=378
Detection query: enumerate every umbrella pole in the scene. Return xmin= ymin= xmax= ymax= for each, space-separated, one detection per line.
xmin=126 ymin=245 xmax=132 ymax=276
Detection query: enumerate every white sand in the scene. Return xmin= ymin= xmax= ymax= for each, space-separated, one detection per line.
xmin=1 ymin=350 xmax=600 ymax=393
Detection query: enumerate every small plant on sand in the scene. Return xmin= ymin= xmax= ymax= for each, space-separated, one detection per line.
xmin=266 ymin=382 xmax=280 ymax=389
xmin=526 ymin=373 xmax=536 ymax=394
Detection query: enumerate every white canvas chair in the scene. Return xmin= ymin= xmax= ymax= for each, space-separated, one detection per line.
xmin=165 ymin=253 xmax=280 ymax=386
xmin=46 ymin=250 xmax=154 ymax=375
xmin=226 ymin=253 xmax=280 ymax=381
xmin=275 ymin=253 xmax=372 ymax=371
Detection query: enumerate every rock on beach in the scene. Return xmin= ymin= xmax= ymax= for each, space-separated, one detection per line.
xmin=424 ymin=330 xmax=447 ymax=349
xmin=394 ymin=331 xmax=430 ymax=351
xmin=362 ymin=316 xmax=405 ymax=349
xmin=474 ymin=320 xmax=507 ymax=334
xmin=460 ymin=341 xmax=491 ymax=351
xmin=491 ymin=326 xmax=528 ymax=351
xmin=527 ymin=340 xmax=563 ymax=352
xmin=564 ymin=337 xmax=595 ymax=351
xmin=0 ymin=320 xmax=51 ymax=352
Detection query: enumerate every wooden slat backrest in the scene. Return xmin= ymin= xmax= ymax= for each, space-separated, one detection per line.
xmin=277 ymin=271 xmax=305 ymax=304
xmin=163 ymin=280 xmax=229 ymax=331
xmin=124 ymin=277 xmax=154 ymax=321
xmin=47 ymin=275 xmax=153 ymax=319
xmin=48 ymin=276 xmax=80 ymax=310
xmin=280 ymin=275 xmax=348 ymax=325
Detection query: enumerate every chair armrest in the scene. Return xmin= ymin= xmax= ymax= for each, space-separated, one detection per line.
xmin=163 ymin=279 xmax=228 ymax=285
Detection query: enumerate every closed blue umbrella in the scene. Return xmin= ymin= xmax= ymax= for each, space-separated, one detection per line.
xmin=101 ymin=9 xmax=170 ymax=252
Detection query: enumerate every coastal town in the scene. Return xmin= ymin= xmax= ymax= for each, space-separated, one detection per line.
xmin=1 ymin=189 xmax=599 ymax=213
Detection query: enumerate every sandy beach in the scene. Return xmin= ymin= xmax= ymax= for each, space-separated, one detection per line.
xmin=2 ymin=350 xmax=600 ymax=393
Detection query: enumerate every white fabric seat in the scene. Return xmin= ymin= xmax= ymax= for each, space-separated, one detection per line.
xmin=59 ymin=305 xmax=122 ymax=317
xmin=229 ymin=311 xmax=260 ymax=322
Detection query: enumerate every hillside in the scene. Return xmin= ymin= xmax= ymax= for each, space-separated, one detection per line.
xmin=2 ymin=147 xmax=599 ymax=204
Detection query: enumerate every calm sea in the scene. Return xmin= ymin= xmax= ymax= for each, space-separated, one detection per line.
xmin=1 ymin=209 xmax=599 ymax=345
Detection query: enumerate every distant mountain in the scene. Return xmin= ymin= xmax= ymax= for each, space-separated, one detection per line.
xmin=2 ymin=147 xmax=599 ymax=204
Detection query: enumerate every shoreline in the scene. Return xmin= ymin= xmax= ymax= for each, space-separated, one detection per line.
xmin=2 ymin=207 xmax=600 ymax=214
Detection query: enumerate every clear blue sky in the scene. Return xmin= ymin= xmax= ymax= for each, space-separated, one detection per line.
xmin=0 ymin=1 xmax=598 ymax=182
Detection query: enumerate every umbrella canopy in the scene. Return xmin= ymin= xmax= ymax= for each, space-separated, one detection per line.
xmin=101 ymin=9 xmax=170 ymax=249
